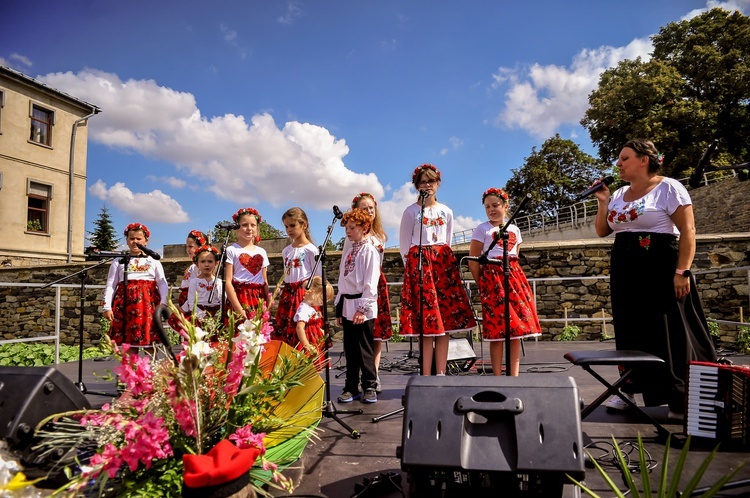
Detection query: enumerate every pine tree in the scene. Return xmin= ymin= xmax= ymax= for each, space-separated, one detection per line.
xmin=87 ymin=206 xmax=120 ymax=251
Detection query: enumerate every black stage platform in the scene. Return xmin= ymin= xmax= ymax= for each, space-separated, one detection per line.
xmin=55 ymin=340 xmax=750 ymax=497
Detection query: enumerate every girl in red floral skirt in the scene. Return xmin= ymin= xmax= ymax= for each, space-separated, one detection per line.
xmin=225 ymin=208 xmax=270 ymax=321
xmin=294 ymin=275 xmax=333 ymax=370
xmin=169 ymin=229 xmax=208 ymax=332
xmin=274 ymin=207 xmax=319 ymax=345
xmin=102 ymin=223 xmax=169 ymax=346
xmin=348 ymin=192 xmax=392 ymax=392
xmin=468 ymin=188 xmax=541 ymax=376
xmin=399 ymin=164 xmax=477 ymax=376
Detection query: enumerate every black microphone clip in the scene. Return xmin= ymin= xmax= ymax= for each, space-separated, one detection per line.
xmin=333 ymin=205 xmax=344 ymax=219
xmin=215 ymin=222 xmax=240 ymax=230
xmin=419 ymin=190 xmax=429 ymax=198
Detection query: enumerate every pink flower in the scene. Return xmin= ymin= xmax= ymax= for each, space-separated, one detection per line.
xmin=113 ymin=347 xmax=154 ymax=397
xmin=230 ymin=424 xmax=266 ymax=454
xmin=90 ymin=443 xmax=123 ymax=478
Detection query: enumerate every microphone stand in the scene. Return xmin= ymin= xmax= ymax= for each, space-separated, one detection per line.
xmin=42 ymin=257 xmax=118 ymax=397
xmin=209 ymin=228 xmax=233 ymax=325
xmin=307 ymin=209 xmax=362 ymax=439
xmin=372 ymin=193 xmax=428 ymax=423
xmin=463 ymin=193 xmax=531 ymax=376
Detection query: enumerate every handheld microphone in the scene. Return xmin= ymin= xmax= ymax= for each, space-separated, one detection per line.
xmin=688 ymin=140 xmax=719 ymax=188
xmin=419 ymin=190 xmax=429 ymax=198
xmin=333 ymin=205 xmax=344 ymax=219
xmin=135 ymin=243 xmax=162 ymax=260
xmin=215 ymin=222 xmax=240 ymax=230
xmin=575 ymin=176 xmax=615 ymax=201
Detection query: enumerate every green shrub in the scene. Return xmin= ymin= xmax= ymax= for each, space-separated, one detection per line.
xmin=0 ymin=342 xmax=107 ymax=367
xmin=737 ymin=325 xmax=750 ymax=354
xmin=707 ymin=321 xmax=720 ymax=338
xmin=556 ymin=325 xmax=580 ymax=341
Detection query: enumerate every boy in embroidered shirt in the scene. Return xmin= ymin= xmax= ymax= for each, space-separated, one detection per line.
xmin=334 ymin=208 xmax=380 ymax=403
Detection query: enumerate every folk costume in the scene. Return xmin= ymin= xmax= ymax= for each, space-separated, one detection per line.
xmin=274 ymin=243 xmax=320 ymax=345
xmin=182 ymin=275 xmax=223 ymax=324
xmin=398 ymin=202 xmax=476 ymax=337
xmin=226 ymin=242 xmax=270 ymax=314
xmin=607 ymin=177 xmax=716 ymax=411
xmin=102 ymin=255 xmax=168 ymax=346
xmin=470 ymin=221 xmax=541 ymax=341
xmin=293 ymin=301 xmax=326 ymax=370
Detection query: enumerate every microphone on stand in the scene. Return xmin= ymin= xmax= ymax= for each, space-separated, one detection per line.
xmin=419 ymin=190 xmax=429 ymax=198
xmin=575 ymin=176 xmax=615 ymax=201
xmin=333 ymin=205 xmax=344 ymax=219
xmin=135 ymin=243 xmax=162 ymax=260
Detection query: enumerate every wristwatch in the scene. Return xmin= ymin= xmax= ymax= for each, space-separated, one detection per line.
xmin=675 ymin=269 xmax=692 ymax=278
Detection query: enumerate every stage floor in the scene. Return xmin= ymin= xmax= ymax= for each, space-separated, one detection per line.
xmin=56 ymin=339 xmax=750 ymax=497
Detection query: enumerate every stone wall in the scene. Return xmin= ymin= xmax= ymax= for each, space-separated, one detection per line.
xmin=690 ymin=176 xmax=750 ymax=235
xmin=0 ymin=234 xmax=748 ymax=347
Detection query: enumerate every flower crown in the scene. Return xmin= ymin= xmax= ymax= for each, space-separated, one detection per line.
xmin=412 ymin=163 xmax=441 ymax=184
xmin=482 ymin=187 xmax=509 ymax=202
xmin=193 ymin=244 xmax=220 ymax=262
xmin=351 ymin=192 xmax=377 ymax=209
xmin=188 ymin=229 xmax=207 ymax=246
xmin=232 ymin=208 xmax=262 ymax=224
xmin=124 ymin=223 xmax=150 ymax=239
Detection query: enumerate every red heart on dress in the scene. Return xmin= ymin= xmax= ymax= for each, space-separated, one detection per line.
xmin=506 ymin=231 xmax=518 ymax=252
xmin=239 ymin=253 xmax=264 ymax=275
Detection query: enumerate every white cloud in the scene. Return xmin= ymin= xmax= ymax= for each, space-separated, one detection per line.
xmin=684 ymin=0 xmax=749 ymax=20
xmin=42 ymin=69 xmax=384 ymax=210
xmin=278 ymin=1 xmax=303 ymax=25
xmin=378 ymin=182 xmax=417 ymax=233
xmin=88 ymin=180 xmax=189 ymax=223
xmin=147 ymin=175 xmax=187 ymax=189
xmin=453 ymin=215 xmax=481 ymax=234
xmin=10 ymin=53 xmax=32 ymax=67
xmin=440 ymin=136 xmax=464 ymax=156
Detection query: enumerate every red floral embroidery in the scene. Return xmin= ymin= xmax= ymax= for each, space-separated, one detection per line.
xmin=639 ymin=235 xmax=651 ymax=250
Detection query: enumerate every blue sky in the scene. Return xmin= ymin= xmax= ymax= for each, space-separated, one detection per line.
xmin=2 ymin=0 xmax=747 ymax=252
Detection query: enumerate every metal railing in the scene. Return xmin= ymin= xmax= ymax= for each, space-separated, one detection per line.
xmin=452 ymin=170 xmax=738 ymax=243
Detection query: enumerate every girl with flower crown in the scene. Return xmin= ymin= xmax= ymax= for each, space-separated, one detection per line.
xmin=593 ymin=138 xmax=715 ymax=416
xmin=182 ymin=245 xmax=223 ymax=326
xmin=169 ymin=229 xmax=209 ymax=332
xmin=399 ymin=164 xmax=476 ymax=376
xmin=274 ymin=207 xmax=320 ymax=346
xmin=102 ymin=222 xmax=169 ymax=346
xmin=468 ymin=188 xmax=541 ymax=376
xmin=345 ymin=192 xmax=392 ymax=392
xmin=225 ymin=208 xmax=271 ymax=321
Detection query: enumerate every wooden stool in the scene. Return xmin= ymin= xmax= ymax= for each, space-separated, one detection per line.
xmin=564 ymin=350 xmax=670 ymax=438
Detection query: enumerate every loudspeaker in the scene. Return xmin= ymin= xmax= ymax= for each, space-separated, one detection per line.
xmin=446 ymin=338 xmax=476 ymax=373
xmin=398 ymin=375 xmax=585 ymax=497
xmin=0 ymin=366 xmax=91 ymax=451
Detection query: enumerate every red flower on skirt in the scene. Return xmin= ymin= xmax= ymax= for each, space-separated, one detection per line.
xmin=109 ymin=280 xmax=161 ymax=346
xmin=274 ymin=280 xmax=306 ymax=345
xmin=374 ymin=271 xmax=393 ymax=341
xmin=478 ymin=261 xmax=541 ymax=341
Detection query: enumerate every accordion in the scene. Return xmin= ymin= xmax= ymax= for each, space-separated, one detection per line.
xmin=686 ymin=361 xmax=750 ymax=448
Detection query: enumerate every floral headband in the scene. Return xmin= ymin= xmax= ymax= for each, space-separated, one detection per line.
xmin=351 ymin=192 xmax=377 ymax=209
xmin=124 ymin=222 xmax=150 ymax=239
xmin=412 ymin=163 xmax=441 ymax=184
xmin=188 ymin=229 xmax=207 ymax=246
xmin=232 ymin=207 xmax=262 ymax=224
xmin=482 ymin=187 xmax=509 ymax=203
xmin=193 ymin=244 xmax=220 ymax=262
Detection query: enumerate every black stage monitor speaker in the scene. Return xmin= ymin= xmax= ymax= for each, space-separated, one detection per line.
xmin=0 ymin=366 xmax=91 ymax=451
xmin=398 ymin=375 xmax=585 ymax=497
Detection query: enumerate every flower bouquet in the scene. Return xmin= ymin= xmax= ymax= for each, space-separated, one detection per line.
xmin=21 ymin=303 xmax=324 ymax=497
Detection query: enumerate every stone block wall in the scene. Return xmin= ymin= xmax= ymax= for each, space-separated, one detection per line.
xmin=0 ymin=234 xmax=748 ymax=348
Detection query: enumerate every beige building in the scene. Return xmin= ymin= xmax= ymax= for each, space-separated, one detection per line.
xmin=0 ymin=66 xmax=100 ymax=266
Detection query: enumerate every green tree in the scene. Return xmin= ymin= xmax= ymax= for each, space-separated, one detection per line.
xmin=582 ymin=8 xmax=750 ymax=177
xmin=213 ymin=219 xmax=286 ymax=243
xmin=504 ymin=134 xmax=610 ymax=218
xmin=87 ymin=206 xmax=119 ymax=251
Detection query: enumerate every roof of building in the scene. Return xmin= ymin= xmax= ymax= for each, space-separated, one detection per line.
xmin=0 ymin=65 xmax=101 ymax=114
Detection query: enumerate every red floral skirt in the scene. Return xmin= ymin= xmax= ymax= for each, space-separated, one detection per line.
xmin=374 ymin=271 xmax=393 ymax=341
xmin=274 ymin=280 xmax=306 ymax=344
xmin=229 ymin=280 xmax=266 ymax=315
xmin=478 ymin=260 xmax=541 ymax=341
xmin=109 ymin=280 xmax=161 ymax=346
xmin=399 ymin=245 xmax=476 ymax=337
xmin=294 ymin=312 xmax=327 ymax=371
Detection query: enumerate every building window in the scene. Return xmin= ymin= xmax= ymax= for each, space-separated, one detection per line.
xmin=27 ymin=180 xmax=52 ymax=233
xmin=29 ymin=103 xmax=54 ymax=146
